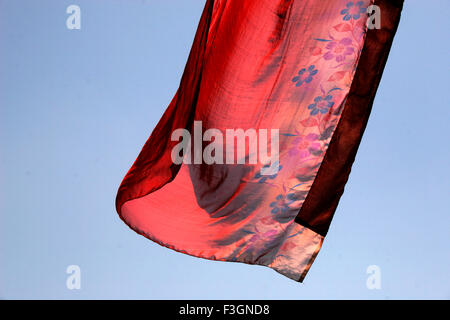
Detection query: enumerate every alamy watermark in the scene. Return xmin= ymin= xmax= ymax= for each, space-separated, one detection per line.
xmin=366 ymin=265 xmax=381 ymax=290
xmin=66 ymin=265 xmax=81 ymax=290
xmin=171 ymin=121 xmax=280 ymax=176
xmin=367 ymin=5 xmax=381 ymax=30
xmin=66 ymin=5 xmax=81 ymax=30
xmin=64 ymin=4 xmax=380 ymax=31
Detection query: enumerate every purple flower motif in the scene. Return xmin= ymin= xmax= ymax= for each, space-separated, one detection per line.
xmin=269 ymin=194 xmax=299 ymax=223
xmin=323 ymin=38 xmax=354 ymax=62
xmin=253 ymin=162 xmax=283 ymax=183
xmin=292 ymin=65 xmax=318 ymax=87
xmin=247 ymin=230 xmax=278 ymax=246
xmin=288 ymin=133 xmax=321 ymax=158
xmin=308 ymin=95 xmax=334 ymax=115
xmin=269 ymin=195 xmax=288 ymax=214
xmin=237 ymin=228 xmax=280 ymax=255
xmin=341 ymin=1 xmax=366 ymax=21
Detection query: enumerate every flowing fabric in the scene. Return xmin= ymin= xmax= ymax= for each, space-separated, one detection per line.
xmin=116 ymin=0 xmax=403 ymax=281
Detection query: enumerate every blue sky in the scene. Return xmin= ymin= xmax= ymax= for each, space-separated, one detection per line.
xmin=0 ymin=0 xmax=449 ymax=299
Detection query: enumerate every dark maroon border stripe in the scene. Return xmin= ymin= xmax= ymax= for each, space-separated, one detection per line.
xmin=295 ymin=0 xmax=404 ymax=236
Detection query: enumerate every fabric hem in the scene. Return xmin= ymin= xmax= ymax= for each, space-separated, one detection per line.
xmin=117 ymin=202 xmax=323 ymax=283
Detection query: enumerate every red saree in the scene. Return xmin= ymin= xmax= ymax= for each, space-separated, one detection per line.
xmin=116 ymin=0 xmax=403 ymax=281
